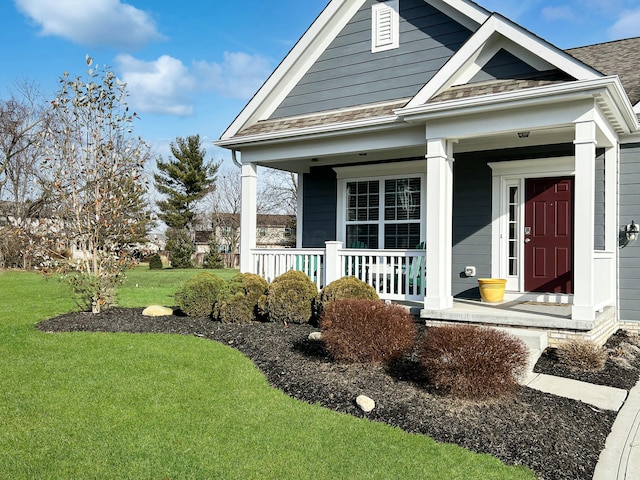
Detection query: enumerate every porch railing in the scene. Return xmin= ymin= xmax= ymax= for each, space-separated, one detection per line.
xmin=251 ymin=242 xmax=426 ymax=302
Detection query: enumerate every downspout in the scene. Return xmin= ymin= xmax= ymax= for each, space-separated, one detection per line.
xmin=231 ymin=149 xmax=242 ymax=168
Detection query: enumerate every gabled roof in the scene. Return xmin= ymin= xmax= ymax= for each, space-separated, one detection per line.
xmin=217 ymin=1 xmax=639 ymax=147
xmin=566 ymin=38 xmax=640 ymax=106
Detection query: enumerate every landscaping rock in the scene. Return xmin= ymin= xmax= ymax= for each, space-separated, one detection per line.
xmin=308 ymin=331 xmax=323 ymax=341
xmin=356 ymin=395 xmax=375 ymax=413
xmin=142 ymin=305 xmax=174 ymax=317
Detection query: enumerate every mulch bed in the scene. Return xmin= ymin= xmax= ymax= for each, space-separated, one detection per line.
xmin=38 ymin=308 xmax=640 ymax=480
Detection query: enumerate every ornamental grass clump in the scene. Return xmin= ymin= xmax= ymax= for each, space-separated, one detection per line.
xmin=175 ymin=272 xmax=227 ymax=317
xmin=215 ymin=273 xmax=268 ymax=323
xmin=259 ymin=270 xmax=318 ymax=325
xmin=419 ymin=325 xmax=529 ymax=400
xmin=557 ymin=338 xmax=607 ymax=372
xmin=321 ymin=299 xmax=417 ymax=364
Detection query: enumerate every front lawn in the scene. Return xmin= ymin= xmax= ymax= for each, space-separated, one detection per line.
xmin=0 ymin=269 xmax=534 ymax=479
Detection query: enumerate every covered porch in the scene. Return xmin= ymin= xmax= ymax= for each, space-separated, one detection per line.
xmin=232 ymin=80 xmax=631 ymax=329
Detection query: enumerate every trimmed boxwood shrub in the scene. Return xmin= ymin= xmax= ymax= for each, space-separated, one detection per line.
xmin=148 ymin=253 xmax=163 ymax=270
xmin=175 ymin=272 xmax=227 ymax=317
xmin=321 ymin=299 xmax=417 ymax=364
xmin=418 ymin=325 xmax=529 ymax=399
xmin=319 ymin=276 xmax=378 ymax=305
xmin=259 ymin=270 xmax=318 ymax=325
xmin=215 ymin=273 xmax=268 ymax=324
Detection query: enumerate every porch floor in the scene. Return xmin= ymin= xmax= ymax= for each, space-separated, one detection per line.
xmin=420 ymin=299 xmax=615 ymax=331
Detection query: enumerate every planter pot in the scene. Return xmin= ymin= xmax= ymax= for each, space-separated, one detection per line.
xmin=478 ymin=278 xmax=507 ymax=303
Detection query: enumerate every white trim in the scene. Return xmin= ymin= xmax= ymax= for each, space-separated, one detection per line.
xmin=336 ymin=169 xmax=426 ymax=249
xmin=219 ymin=0 xmax=367 ymax=140
xmin=428 ymin=0 xmax=489 ymax=31
xmin=488 ymin=157 xmax=575 ymax=292
xmin=334 ymin=160 xmax=427 ymax=179
xmin=372 ymin=0 xmax=399 ymax=53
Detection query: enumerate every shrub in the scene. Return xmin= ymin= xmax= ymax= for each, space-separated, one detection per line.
xmin=319 ymin=276 xmax=378 ymax=304
xmin=418 ymin=325 xmax=529 ymax=400
xmin=321 ymin=299 xmax=417 ymax=364
xmin=259 ymin=270 xmax=318 ymax=324
xmin=215 ymin=273 xmax=268 ymax=323
xmin=175 ymin=272 xmax=227 ymax=317
xmin=166 ymin=228 xmax=194 ymax=269
xmin=203 ymin=236 xmax=224 ymax=269
xmin=148 ymin=253 xmax=163 ymax=270
xmin=557 ymin=338 xmax=607 ymax=372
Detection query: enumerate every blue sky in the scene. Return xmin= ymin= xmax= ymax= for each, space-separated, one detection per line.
xmin=1 ymin=0 xmax=639 ymax=167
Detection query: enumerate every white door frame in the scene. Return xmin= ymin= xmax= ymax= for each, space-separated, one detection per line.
xmin=489 ymin=157 xmax=575 ymax=293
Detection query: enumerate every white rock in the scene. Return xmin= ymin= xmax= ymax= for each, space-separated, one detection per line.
xmin=142 ymin=305 xmax=174 ymax=317
xmin=356 ymin=395 xmax=375 ymax=413
xmin=308 ymin=331 xmax=323 ymax=341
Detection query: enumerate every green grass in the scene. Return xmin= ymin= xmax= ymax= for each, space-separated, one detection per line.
xmin=117 ymin=265 xmax=238 ymax=307
xmin=0 ymin=269 xmax=535 ymax=480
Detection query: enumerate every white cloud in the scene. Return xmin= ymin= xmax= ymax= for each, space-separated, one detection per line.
xmin=608 ymin=8 xmax=640 ymax=39
xmin=195 ymin=52 xmax=273 ymax=99
xmin=116 ymin=55 xmax=195 ymax=116
xmin=14 ymin=0 xmax=164 ymax=49
xmin=116 ymin=52 xmax=272 ymax=116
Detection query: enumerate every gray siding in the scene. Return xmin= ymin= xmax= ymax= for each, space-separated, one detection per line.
xmin=302 ymin=167 xmax=337 ymax=247
xmin=270 ymin=0 xmax=473 ymax=119
xmin=452 ymin=144 xmax=575 ymax=298
xmin=594 ymin=150 xmax=606 ymax=250
xmin=619 ymin=143 xmax=640 ymax=322
xmin=470 ymin=49 xmax=538 ymax=83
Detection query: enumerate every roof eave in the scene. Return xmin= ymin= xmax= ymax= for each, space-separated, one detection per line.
xmin=397 ymin=77 xmax=639 ymax=135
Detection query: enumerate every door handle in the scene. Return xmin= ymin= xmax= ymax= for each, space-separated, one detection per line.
xmin=524 ymin=238 xmax=531 ymax=243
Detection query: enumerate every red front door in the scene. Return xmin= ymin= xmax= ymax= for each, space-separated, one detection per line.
xmin=524 ymin=177 xmax=573 ymax=294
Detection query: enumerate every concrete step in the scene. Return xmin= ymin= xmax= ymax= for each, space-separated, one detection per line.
xmin=497 ymin=327 xmax=549 ymax=351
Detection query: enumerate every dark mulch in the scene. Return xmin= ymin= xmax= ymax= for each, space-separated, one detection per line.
xmin=38 ymin=308 xmax=640 ymax=480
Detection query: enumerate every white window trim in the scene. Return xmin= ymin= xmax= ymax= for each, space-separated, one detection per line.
xmin=489 ymin=157 xmax=575 ymax=292
xmin=336 ymin=166 xmax=426 ymax=249
xmin=372 ymin=0 xmax=399 ymax=53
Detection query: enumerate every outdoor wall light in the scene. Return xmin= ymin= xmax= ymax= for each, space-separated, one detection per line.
xmin=619 ymin=220 xmax=639 ymax=248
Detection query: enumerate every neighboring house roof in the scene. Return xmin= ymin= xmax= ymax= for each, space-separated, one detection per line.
xmin=566 ymin=37 xmax=640 ymax=106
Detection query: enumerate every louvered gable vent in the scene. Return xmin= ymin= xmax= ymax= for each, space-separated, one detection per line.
xmin=372 ymin=0 xmax=399 ymax=53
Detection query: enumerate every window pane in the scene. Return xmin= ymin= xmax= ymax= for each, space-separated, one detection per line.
xmin=347 ymin=224 xmax=378 ymax=249
xmin=384 ymin=223 xmax=420 ymax=249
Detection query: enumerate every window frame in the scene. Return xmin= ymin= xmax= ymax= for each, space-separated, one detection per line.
xmin=336 ymin=163 xmax=426 ymax=250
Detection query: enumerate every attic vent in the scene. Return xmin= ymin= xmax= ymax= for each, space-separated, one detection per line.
xmin=372 ymin=0 xmax=399 ymax=53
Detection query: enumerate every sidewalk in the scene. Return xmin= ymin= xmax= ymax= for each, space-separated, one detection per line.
xmin=592 ymin=379 xmax=640 ymax=480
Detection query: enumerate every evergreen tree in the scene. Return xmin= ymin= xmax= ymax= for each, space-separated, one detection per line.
xmin=166 ymin=228 xmax=194 ymax=269
xmin=203 ymin=234 xmax=224 ymax=269
xmin=154 ymin=135 xmax=220 ymax=231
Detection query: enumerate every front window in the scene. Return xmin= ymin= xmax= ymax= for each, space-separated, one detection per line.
xmin=345 ymin=176 xmax=422 ymax=249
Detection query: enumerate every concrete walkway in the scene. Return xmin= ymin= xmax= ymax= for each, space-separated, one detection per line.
xmin=593 ymin=379 xmax=640 ymax=480
xmin=522 ymin=370 xmax=640 ymax=479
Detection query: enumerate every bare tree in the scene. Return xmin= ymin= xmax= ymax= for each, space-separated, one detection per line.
xmin=259 ymin=167 xmax=298 ymax=216
xmin=38 ymin=58 xmax=152 ymax=313
xmin=0 ymin=79 xmax=50 ymax=268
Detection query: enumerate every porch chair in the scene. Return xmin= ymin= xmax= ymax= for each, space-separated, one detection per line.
xmin=295 ymin=254 xmax=319 ymax=284
xmin=345 ymin=241 xmax=368 ymax=279
xmin=408 ymin=242 xmax=425 ymax=294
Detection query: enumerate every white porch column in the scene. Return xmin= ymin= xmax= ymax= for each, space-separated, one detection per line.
xmin=572 ymin=121 xmax=597 ymax=320
xmin=240 ymin=163 xmax=258 ymax=273
xmin=424 ymin=138 xmax=454 ymax=310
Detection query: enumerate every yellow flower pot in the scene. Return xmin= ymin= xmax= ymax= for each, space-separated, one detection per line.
xmin=478 ymin=278 xmax=507 ymax=303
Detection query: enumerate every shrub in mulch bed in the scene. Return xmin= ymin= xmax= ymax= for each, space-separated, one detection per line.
xmin=534 ymin=330 xmax=640 ymax=390
xmin=258 ymin=270 xmax=319 ymax=325
xmin=320 ymin=299 xmax=417 ymax=364
xmin=418 ymin=325 xmax=529 ymax=400
xmin=557 ymin=338 xmax=607 ymax=372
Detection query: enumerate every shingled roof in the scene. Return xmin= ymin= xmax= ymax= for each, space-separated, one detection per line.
xmin=566 ymin=37 xmax=640 ymax=106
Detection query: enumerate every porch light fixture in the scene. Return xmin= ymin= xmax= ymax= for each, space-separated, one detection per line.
xmin=517 ymin=131 xmax=530 ymax=139
xmin=619 ymin=220 xmax=639 ymax=248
